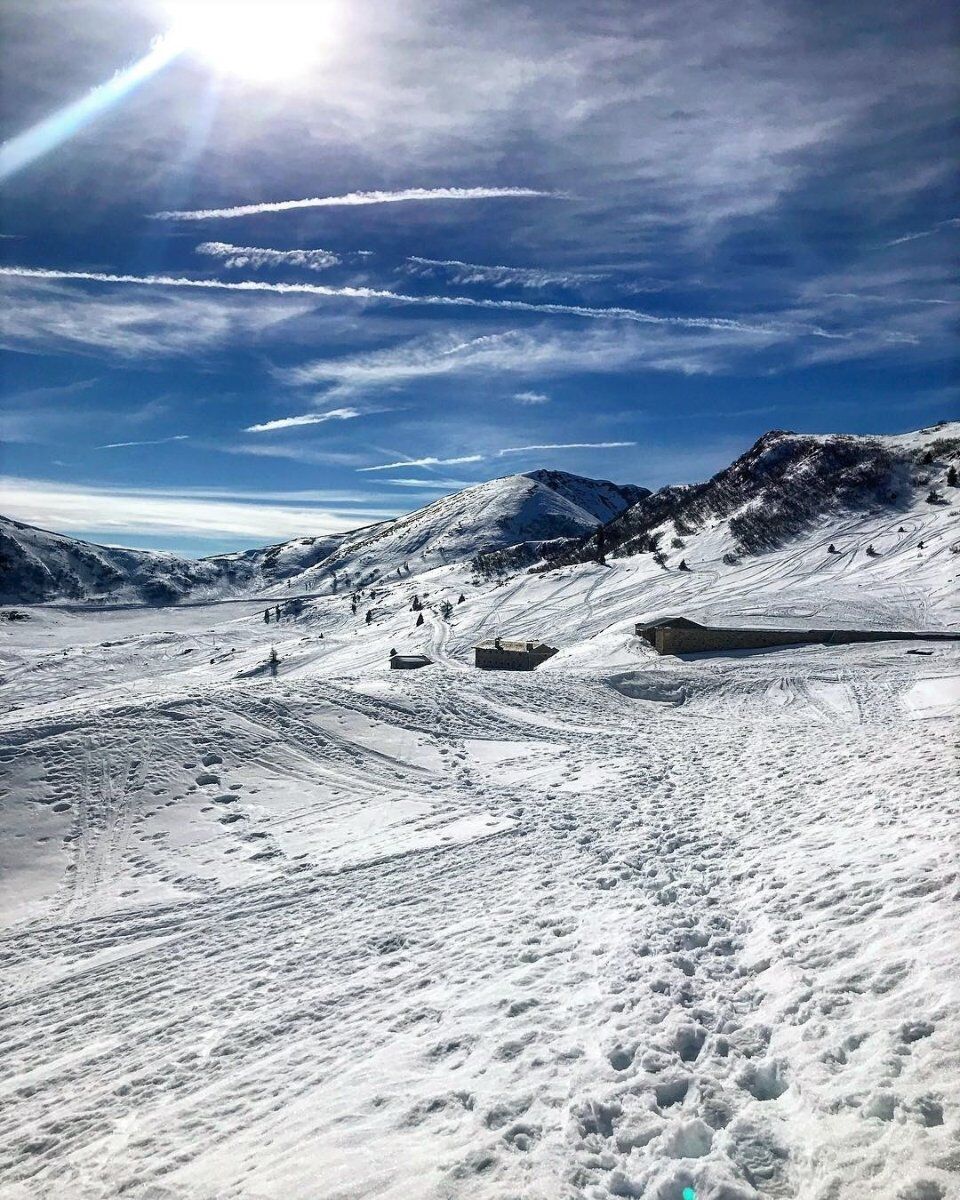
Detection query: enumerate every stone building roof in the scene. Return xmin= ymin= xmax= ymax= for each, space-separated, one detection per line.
xmin=475 ymin=639 xmax=556 ymax=652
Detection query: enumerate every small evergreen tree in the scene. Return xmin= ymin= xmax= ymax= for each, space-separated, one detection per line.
xmin=458 ymin=593 xmax=466 ymax=603
xmin=365 ymin=609 xmax=373 ymax=624
xmin=677 ymin=558 xmax=689 ymax=571
xmin=416 ymin=613 xmax=425 ymax=626
xmin=264 ymin=609 xmax=270 ymax=623
xmin=411 ymin=595 xmax=422 ymax=611
xmin=948 ymin=465 xmax=959 ymax=487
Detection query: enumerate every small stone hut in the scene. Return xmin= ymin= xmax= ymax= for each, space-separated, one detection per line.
xmin=635 ymin=616 xmax=959 ymax=656
xmin=389 ymin=652 xmax=433 ymax=670
xmin=474 ymin=638 xmax=559 ymax=671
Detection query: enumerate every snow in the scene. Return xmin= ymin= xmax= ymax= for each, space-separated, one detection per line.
xmin=1 ymin=426 xmax=958 ymax=1199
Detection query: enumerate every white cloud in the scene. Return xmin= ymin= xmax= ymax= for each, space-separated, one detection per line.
xmin=402 ymin=257 xmax=603 ymax=289
xmin=384 ymin=478 xmax=472 ymax=488
xmin=283 ymin=322 xmax=782 ymax=396
xmin=153 ymin=187 xmax=560 ymax=221
xmin=496 ymin=441 xmax=634 ymax=454
xmin=196 ymin=242 xmax=341 ymax=271
xmin=357 ymin=442 xmax=634 ymax=473
xmin=0 ymin=476 xmax=398 ymax=541
xmin=358 ymin=455 xmax=485 ymax=472
xmin=883 ymin=217 xmax=960 ymax=247
xmin=97 ymin=435 xmax=189 ymax=449
xmin=0 ymin=275 xmax=309 ymax=359
xmin=244 ymin=408 xmax=363 ymax=433
xmin=0 ymin=266 xmax=822 ymax=338
xmin=213 ymin=442 xmax=370 ymax=467
xmin=512 ymin=390 xmax=550 ymax=404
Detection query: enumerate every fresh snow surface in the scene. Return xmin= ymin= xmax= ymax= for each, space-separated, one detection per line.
xmin=1 ymin=432 xmax=959 ymax=1200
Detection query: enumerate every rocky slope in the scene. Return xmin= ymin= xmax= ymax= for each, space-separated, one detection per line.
xmin=471 ymin=422 xmax=960 ymax=576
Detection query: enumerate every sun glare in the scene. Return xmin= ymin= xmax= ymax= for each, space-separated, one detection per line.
xmin=164 ymin=1 xmax=340 ymax=83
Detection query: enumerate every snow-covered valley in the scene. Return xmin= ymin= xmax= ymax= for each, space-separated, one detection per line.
xmin=1 ymin=425 xmax=958 ymax=1200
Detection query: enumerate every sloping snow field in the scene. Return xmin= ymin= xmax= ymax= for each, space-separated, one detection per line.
xmin=1 ymin=471 xmax=958 ymax=1199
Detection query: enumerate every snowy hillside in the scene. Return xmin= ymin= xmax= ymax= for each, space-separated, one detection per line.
xmin=519 ymin=421 xmax=960 ymax=574
xmin=273 ymin=469 xmax=648 ymax=594
xmin=0 ymin=469 xmax=645 ymax=604
xmin=0 ymin=515 xmax=223 ymax=605
xmin=4 ymin=427 xmax=955 ymax=610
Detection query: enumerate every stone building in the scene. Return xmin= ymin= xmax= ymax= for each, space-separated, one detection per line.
xmin=474 ymin=638 xmax=559 ymax=671
xmin=635 ymin=616 xmax=958 ymax=656
xmin=389 ymin=652 xmax=433 ymax=670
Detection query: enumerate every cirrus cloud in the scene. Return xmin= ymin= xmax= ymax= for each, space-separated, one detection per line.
xmin=153 ymin=186 xmax=562 ymax=221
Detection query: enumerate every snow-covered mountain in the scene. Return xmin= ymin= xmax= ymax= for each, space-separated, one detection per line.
xmin=504 ymin=421 xmax=960 ymax=575
xmin=0 ymin=469 xmax=645 ymax=604
xmin=2 ymin=427 xmax=956 ymax=606
xmin=256 ymin=468 xmax=648 ymax=594
xmin=0 ymin=516 xmax=224 ymax=605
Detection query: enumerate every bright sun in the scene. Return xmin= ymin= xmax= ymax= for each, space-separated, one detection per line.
xmin=164 ymin=1 xmax=341 ymax=83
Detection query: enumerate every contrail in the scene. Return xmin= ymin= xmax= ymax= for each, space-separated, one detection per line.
xmin=152 ymin=186 xmax=561 ymax=221
xmin=0 ymin=265 xmax=845 ymax=338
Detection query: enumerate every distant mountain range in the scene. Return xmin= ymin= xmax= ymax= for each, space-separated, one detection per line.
xmin=0 ymin=424 xmax=957 ymax=605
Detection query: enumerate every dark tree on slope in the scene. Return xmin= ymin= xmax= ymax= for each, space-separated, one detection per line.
xmin=416 ymin=613 xmax=424 ymax=626
xmin=947 ymin=465 xmax=958 ymax=487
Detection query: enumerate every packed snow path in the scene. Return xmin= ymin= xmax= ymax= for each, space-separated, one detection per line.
xmin=0 ymin=614 xmax=958 ymax=1199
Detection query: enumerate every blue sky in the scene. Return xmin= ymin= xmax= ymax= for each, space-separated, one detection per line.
xmin=1 ymin=0 xmax=957 ymax=556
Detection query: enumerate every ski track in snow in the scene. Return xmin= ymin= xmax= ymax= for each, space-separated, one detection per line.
xmin=1 ymin=453 xmax=959 ymax=1199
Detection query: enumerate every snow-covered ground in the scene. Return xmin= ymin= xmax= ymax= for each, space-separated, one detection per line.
xmin=1 ymin=507 xmax=958 ymax=1200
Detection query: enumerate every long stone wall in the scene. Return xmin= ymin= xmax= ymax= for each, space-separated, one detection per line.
xmin=653 ymin=626 xmax=955 ymax=655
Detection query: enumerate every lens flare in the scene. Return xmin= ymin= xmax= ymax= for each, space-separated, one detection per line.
xmin=0 ymin=37 xmax=179 ymax=182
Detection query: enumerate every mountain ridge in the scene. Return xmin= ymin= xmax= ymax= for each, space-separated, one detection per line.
xmin=0 ymin=468 xmax=645 ymax=604
xmin=1 ymin=426 xmax=957 ymax=606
